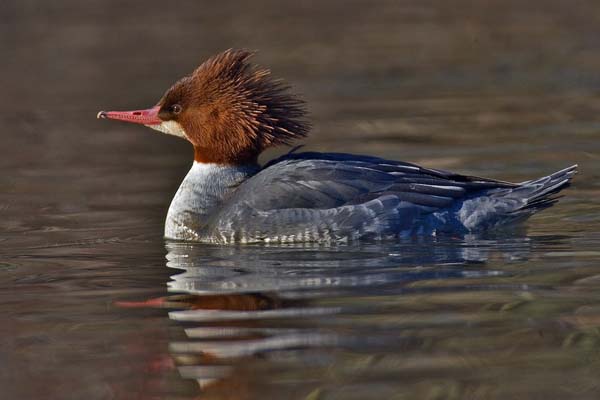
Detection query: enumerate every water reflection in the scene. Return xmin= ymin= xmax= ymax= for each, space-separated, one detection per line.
xmin=161 ymin=235 xmax=545 ymax=397
xmin=166 ymin=235 xmax=529 ymax=295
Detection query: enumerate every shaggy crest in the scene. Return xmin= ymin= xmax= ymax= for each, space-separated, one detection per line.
xmin=157 ymin=49 xmax=309 ymax=164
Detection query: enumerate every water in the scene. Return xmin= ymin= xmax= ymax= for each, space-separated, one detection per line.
xmin=2 ymin=1 xmax=600 ymax=399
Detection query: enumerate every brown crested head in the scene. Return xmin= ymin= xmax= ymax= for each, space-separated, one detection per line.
xmin=155 ymin=49 xmax=309 ymax=164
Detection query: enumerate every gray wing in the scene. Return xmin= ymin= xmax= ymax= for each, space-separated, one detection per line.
xmin=207 ymin=152 xmax=516 ymax=242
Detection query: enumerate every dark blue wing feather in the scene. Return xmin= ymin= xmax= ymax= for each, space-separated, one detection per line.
xmin=233 ymin=152 xmax=514 ymax=211
xmin=201 ymin=152 xmax=525 ymax=242
xmin=205 ymin=152 xmax=576 ymax=243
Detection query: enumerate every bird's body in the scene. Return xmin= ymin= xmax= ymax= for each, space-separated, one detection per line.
xmin=164 ymin=151 xmax=576 ymax=243
xmin=99 ymin=50 xmax=577 ymax=244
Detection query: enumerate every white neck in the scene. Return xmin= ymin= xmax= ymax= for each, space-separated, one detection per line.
xmin=164 ymin=162 xmax=259 ymax=240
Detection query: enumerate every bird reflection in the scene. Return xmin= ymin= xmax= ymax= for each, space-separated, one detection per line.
xmin=119 ymin=233 xmax=549 ymax=398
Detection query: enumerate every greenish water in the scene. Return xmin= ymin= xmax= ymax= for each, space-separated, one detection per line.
xmin=2 ymin=1 xmax=600 ymax=399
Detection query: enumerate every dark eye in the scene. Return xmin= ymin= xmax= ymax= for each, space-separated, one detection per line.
xmin=171 ymin=104 xmax=182 ymax=114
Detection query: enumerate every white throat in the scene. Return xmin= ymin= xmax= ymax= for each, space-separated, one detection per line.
xmin=147 ymin=120 xmax=187 ymax=139
xmin=164 ymin=162 xmax=259 ymax=241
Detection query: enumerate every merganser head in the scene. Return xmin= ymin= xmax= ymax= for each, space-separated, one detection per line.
xmin=98 ymin=49 xmax=309 ymax=164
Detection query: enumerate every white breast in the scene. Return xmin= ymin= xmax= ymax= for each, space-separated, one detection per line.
xmin=164 ymin=162 xmax=259 ymax=241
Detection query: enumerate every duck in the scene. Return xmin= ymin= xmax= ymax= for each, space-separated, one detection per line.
xmin=98 ymin=49 xmax=577 ymax=244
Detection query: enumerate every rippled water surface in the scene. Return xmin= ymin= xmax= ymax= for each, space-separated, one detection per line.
xmin=3 ymin=1 xmax=600 ymax=399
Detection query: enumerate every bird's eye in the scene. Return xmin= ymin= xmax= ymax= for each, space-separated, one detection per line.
xmin=171 ymin=104 xmax=182 ymax=114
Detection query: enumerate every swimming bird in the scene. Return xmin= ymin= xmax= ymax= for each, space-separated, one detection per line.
xmin=98 ymin=50 xmax=577 ymax=244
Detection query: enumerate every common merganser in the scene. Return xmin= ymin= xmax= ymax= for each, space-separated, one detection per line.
xmin=98 ymin=49 xmax=577 ymax=244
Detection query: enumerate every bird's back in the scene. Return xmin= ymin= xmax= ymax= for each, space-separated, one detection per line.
xmin=203 ymin=152 xmax=576 ymax=243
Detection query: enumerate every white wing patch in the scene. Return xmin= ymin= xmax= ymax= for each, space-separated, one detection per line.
xmin=413 ymin=184 xmax=464 ymax=192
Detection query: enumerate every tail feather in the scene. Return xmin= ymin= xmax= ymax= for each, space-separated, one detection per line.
xmin=458 ymin=165 xmax=578 ymax=231
xmin=508 ymin=164 xmax=578 ymax=213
